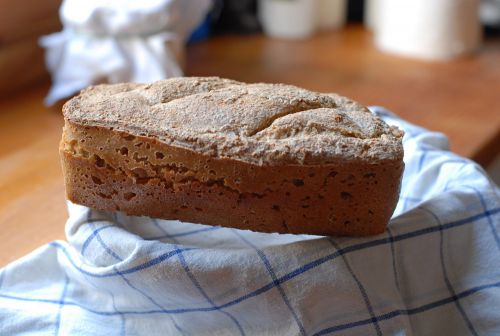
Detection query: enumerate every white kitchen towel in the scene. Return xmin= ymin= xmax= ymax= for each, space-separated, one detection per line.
xmin=40 ymin=0 xmax=211 ymax=105
xmin=0 ymin=107 xmax=499 ymax=335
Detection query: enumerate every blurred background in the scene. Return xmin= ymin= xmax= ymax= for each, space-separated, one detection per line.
xmin=0 ymin=0 xmax=499 ymax=265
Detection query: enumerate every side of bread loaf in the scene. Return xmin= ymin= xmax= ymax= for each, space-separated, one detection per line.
xmin=60 ymin=77 xmax=404 ymax=236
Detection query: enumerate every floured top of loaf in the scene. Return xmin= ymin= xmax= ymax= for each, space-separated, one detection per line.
xmin=63 ymin=77 xmax=404 ymax=165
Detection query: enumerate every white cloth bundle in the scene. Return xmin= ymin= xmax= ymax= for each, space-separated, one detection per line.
xmin=40 ymin=0 xmax=211 ymax=105
xmin=0 ymin=108 xmax=499 ymax=335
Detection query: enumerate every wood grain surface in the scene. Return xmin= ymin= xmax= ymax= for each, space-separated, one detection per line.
xmin=0 ymin=25 xmax=499 ymax=267
xmin=0 ymin=85 xmax=66 ymax=266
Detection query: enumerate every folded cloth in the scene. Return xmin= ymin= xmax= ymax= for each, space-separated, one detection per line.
xmin=0 ymin=107 xmax=499 ymax=335
xmin=40 ymin=0 xmax=211 ymax=105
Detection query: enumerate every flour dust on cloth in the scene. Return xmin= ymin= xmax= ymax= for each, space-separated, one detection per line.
xmin=39 ymin=0 xmax=211 ymax=105
xmin=0 ymin=108 xmax=499 ymax=335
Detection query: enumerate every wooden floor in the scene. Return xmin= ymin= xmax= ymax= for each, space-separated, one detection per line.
xmin=0 ymin=25 xmax=499 ymax=266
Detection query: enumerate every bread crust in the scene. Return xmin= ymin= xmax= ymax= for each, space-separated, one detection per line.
xmin=63 ymin=77 xmax=404 ymax=166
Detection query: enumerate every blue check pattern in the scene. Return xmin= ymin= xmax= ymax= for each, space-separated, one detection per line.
xmin=0 ymin=107 xmax=499 ymax=335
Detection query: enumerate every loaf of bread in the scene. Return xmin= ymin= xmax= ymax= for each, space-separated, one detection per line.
xmin=60 ymin=77 xmax=404 ymax=236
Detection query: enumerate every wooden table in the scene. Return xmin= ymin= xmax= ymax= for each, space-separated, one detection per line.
xmin=1 ymin=25 xmax=499 ymax=267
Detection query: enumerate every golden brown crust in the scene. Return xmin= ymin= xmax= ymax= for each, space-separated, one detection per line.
xmin=60 ymin=121 xmax=403 ymax=236
xmin=63 ymin=77 xmax=404 ymax=166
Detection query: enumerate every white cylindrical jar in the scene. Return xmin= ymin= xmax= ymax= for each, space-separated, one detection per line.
xmin=375 ymin=0 xmax=482 ymax=60
xmin=316 ymin=0 xmax=346 ymax=31
xmin=364 ymin=0 xmax=381 ymax=31
xmin=259 ymin=0 xmax=317 ymax=39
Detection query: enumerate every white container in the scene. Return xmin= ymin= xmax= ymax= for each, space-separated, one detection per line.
xmin=375 ymin=0 xmax=482 ymax=60
xmin=364 ymin=0 xmax=381 ymax=31
xmin=259 ymin=0 xmax=317 ymax=39
xmin=316 ymin=0 xmax=346 ymax=31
